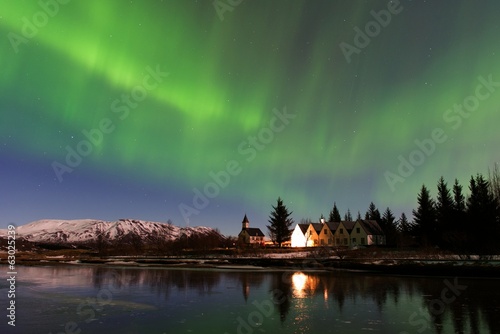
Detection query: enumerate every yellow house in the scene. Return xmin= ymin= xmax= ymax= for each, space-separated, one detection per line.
xmin=351 ymin=220 xmax=385 ymax=246
xmin=333 ymin=221 xmax=355 ymax=247
xmin=304 ymin=223 xmax=323 ymax=247
xmin=318 ymin=222 xmax=340 ymax=246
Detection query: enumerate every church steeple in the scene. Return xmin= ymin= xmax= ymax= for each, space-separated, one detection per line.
xmin=242 ymin=214 xmax=249 ymax=230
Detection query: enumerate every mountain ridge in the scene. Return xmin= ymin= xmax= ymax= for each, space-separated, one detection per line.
xmin=0 ymin=218 xmax=224 ymax=245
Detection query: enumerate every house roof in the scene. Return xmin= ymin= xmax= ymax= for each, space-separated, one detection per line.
xmin=340 ymin=221 xmax=356 ymax=232
xmin=310 ymin=223 xmax=323 ymax=234
xmin=296 ymin=223 xmax=309 ymax=234
xmin=244 ymin=228 xmax=265 ymax=237
xmin=359 ymin=220 xmax=384 ymax=235
xmin=325 ymin=222 xmax=340 ymax=232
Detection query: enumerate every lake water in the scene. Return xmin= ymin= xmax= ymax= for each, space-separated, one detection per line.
xmin=1 ymin=264 xmax=499 ymax=334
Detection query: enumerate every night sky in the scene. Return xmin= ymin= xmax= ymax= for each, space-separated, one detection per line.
xmin=1 ymin=0 xmax=499 ymax=236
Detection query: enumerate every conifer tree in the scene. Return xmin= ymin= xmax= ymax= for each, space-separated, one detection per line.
xmin=344 ymin=209 xmax=352 ymax=221
xmin=382 ymin=207 xmax=395 ymax=226
xmin=329 ymin=202 xmax=341 ymax=222
xmin=267 ymin=197 xmax=294 ymax=247
xmin=366 ymin=202 xmax=381 ymax=223
xmin=436 ymin=177 xmax=454 ymax=247
xmin=488 ymin=164 xmax=500 ymax=213
xmin=412 ymin=185 xmax=436 ymax=246
xmin=397 ymin=212 xmax=413 ymax=247
xmin=466 ymin=174 xmax=498 ymax=253
xmin=382 ymin=207 xmax=397 ymax=246
xmin=398 ymin=212 xmax=411 ymax=234
xmin=453 ymin=179 xmax=466 ymax=215
xmin=467 ymin=174 xmax=497 ymax=222
xmin=450 ymin=178 xmax=467 ymax=250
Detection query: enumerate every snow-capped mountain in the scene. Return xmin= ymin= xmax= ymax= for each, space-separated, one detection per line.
xmin=1 ymin=219 xmax=224 ymax=245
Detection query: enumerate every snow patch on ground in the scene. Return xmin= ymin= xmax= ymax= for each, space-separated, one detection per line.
xmin=263 ymin=252 xmax=312 ymax=259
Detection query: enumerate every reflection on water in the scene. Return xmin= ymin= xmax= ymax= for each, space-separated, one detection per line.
xmin=1 ymin=265 xmax=499 ymax=333
xmin=282 ymin=271 xmax=500 ymax=334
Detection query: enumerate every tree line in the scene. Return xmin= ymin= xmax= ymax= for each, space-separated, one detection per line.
xmin=411 ymin=170 xmax=500 ymax=255
xmin=267 ymin=165 xmax=500 ymax=254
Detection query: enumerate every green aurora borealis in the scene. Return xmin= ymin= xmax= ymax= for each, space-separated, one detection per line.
xmin=1 ymin=0 xmax=500 ymax=235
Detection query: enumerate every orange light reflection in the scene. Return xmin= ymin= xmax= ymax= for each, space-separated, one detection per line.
xmin=292 ymin=272 xmax=321 ymax=299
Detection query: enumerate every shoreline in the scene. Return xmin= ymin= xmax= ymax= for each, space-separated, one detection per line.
xmin=3 ymin=255 xmax=500 ymax=278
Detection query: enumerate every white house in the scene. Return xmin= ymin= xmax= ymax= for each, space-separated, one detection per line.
xmin=291 ymin=223 xmax=309 ymax=247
